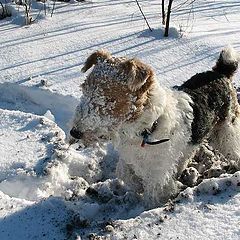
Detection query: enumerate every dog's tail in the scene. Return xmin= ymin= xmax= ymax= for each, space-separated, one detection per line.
xmin=81 ymin=49 xmax=111 ymax=73
xmin=213 ymin=46 xmax=239 ymax=78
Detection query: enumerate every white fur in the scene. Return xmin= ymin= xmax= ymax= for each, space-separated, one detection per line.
xmin=210 ymin=117 xmax=240 ymax=168
xmin=71 ymin=50 xmax=240 ymax=208
xmin=210 ymin=79 xmax=240 ymax=168
xmin=72 ymin=75 xmax=240 ymax=207
xmin=221 ymin=45 xmax=239 ymax=63
xmin=113 ymin=82 xmax=195 ymax=207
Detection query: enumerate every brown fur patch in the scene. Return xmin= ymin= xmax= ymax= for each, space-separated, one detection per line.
xmin=81 ymin=52 xmax=155 ymax=123
xmin=121 ymin=58 xmax=155 ymax=91
xmin=81 ymin=49 xmax=111 ymax=73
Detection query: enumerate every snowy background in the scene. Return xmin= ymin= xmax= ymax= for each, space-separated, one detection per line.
xmin=0 ymin=0 xmax=240 ymax=239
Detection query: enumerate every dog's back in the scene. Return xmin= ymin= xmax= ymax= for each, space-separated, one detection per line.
xmin=181 ymin=72 xmax=231 ymax=144
xmin=179 ymin=47 xmax=239 ymax=144
xmin=181 ymin=46 xmax=238 ymax=91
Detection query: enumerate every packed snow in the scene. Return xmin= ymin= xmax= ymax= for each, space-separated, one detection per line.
xmin=0 ymin=0 xmax=240 ymax=239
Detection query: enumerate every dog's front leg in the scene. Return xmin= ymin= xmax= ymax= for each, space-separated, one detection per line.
xmin=116 ymin=158 xmax=144 ymax=194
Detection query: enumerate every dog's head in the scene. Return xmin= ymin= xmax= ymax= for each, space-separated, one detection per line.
xmin=70 ymin=50 xmax=155 ymax=146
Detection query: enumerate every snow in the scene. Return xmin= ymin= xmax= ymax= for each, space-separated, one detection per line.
xmin=111 ymin=173 xmax=240 ymax=240
xmin=0 ymin=0 xmax=240 ymax=239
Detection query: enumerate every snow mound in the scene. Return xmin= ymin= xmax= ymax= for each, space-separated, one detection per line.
xmin=179 ymin=171 xmax=240 ymax=200
xmin=0 ymin=109 xmax=65 ymax=181
xmin=139 ymin=27 xmax=181 ymax=39
xmin=1 ymin=0 xmax=240 ymax=239
xmin=0 ymin=108 xmax=101 ymax=201
xmin=0 ymin=108 xmax=143 ymax=239
xmin=103 ymin=171 xmax=240 ymax=240
xmin=0 ymin=82 xmax=78 ymax=132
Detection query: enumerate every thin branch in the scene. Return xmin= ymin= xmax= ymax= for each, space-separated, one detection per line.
xmin=161 ymin=0 xmax=166 ymax=25
xmin=0 ymin=1 xmax=5 ymax=18
xmin=43 ymin=0 xmax=46 ymax=15
xmin=164 ymin=0 xmax=174 ymax=37
xmin=51 ymin=0 xmax=56 ymax=17
xmin=172 ymin=0 xmax=197 ymax=12
xmin=135 ymin=0 xmax=152 ymax=31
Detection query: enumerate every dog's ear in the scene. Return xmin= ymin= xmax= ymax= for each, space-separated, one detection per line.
xmin=81 ymin=49 xmax=111 ymax=73
xmin=123 ymin=59 xmax=154 ymax=91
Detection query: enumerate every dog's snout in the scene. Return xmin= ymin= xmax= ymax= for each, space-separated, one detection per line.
xmin=70 ymin=128 xmax=83 ymax=139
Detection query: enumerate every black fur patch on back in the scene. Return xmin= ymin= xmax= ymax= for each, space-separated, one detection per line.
xmin=180 ymin=71 xmax=231 ymax=144
xmin=179 ymin=71 xmax=224 ymax=90
xmin=213 ymin=57 xmax=238 ymax=78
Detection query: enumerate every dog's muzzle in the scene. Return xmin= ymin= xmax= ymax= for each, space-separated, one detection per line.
xmin=70 ymin=128 xmax=83 ymax=139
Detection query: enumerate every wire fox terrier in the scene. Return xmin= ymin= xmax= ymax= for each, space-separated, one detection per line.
xmin=70 ymin=47 xmax=240 ymax=207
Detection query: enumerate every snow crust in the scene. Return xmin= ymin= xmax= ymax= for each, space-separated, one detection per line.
xmin=0 ymin=0 xmax=240 ymax=239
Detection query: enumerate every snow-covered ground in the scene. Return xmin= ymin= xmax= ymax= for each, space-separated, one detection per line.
xmin=0 ymin=0 xmax=240 ymax=239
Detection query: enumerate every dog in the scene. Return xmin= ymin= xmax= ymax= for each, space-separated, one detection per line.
xmin=69 ymin=47 xmax=240 ymax=207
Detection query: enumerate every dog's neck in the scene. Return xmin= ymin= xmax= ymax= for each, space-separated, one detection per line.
xmin=115 ymin=81 xmax=193 ymax=144
xmin=118 ymin=82 xmax=171 ymax=138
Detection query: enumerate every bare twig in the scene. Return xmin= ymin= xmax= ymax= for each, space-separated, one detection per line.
xmin=0 ymin=0 xmax=10 ymax=19
xmin=223 ymin=10 xmax=230 ymax=23
xmin=135 ymin=0 xmax=152 ymax=31
xmin=164 ymin=0 xmax=174 ymax=37
xmin=51 ymin=0 xmax=56 ymax=17
xmin=43 ymin=0 xmax=46 ymax=15
xmin=161 ymin=0 xmax=166 ymax=25
xmin=24 ymin=0 xmax=32 ymax=25
xmin=0 ymin=1 xmax=5 ymax=16
xmin=172 ymin=0 xmax=197 ymax=12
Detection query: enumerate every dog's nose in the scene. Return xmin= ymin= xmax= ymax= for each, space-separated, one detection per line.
xmin=70 ymin=128 xmax=83 ymax=139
